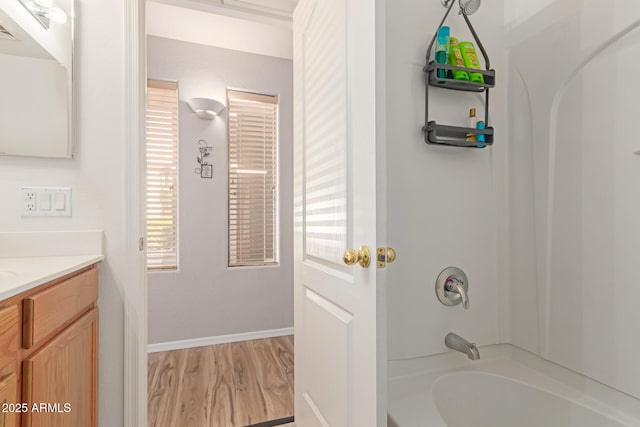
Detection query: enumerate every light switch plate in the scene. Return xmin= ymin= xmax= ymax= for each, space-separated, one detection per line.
xmin=21 ymin=187 xmax=72 ymax=217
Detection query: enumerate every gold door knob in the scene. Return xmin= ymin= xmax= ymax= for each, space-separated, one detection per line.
xmin=343 ymin=246 xmax=371 ymax=268
xmin=386 ymin=248 xmax=396 ymax=263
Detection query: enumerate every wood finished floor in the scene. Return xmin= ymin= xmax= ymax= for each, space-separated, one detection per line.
xmin=148 ymin=336 xmax=294 ymax=427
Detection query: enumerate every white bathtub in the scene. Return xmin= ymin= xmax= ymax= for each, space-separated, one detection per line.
xmin=388 ymin=345 xmax=640 ymax=427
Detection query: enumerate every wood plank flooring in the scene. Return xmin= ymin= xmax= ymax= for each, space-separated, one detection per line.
xmin=148 ymin=336 xmax=294 ymax=427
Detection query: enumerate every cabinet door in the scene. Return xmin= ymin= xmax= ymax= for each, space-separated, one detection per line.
xmin=22 ymin=308 xmax=97 ymax=427
xmin=0 ymin=372 xmax=18 ymax=427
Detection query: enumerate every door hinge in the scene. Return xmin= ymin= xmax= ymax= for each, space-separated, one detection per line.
xmin=139 ymin=237 xmax=144 ymax=252
xmin=377 ymin=247 xmax=397 ymax=268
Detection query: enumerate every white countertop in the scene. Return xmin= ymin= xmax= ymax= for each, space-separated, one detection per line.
xmin=0 ymin=255 xmax=104 ymax=300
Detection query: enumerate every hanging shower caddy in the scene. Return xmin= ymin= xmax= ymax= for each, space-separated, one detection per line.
xmin=423 ymin=0 xmax=495 ymax=148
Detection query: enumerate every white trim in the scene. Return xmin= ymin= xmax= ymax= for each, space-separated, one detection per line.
xmin=123 ymin=0 xmax=147 ymax=426
xmin=147 ymin=327 xmax=294 ymax=353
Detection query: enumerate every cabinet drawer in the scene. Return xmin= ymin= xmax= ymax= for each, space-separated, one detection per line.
xmin=23 ymin=268 xmax=98 ymax=349
xmin=0 ymin=306 xmax=18 ymax=368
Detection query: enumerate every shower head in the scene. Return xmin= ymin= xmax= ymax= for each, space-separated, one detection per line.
xmin=460 ymin=0 xmax=481 ymax=15
xmin=440 ymin=0 xmax=482 ymax=15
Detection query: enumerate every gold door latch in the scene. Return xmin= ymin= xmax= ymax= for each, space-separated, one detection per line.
xmin=343 ymin=246 xmax=371 ymax=268
xmin=377 ymin=247 xmax=396 ymax=268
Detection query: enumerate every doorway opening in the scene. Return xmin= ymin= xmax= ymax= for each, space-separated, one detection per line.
xmin=143 ymin=2 xmax=295 ymax=426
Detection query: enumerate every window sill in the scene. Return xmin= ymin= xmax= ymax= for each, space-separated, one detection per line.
xmin=147 ymin=268 xmax=180 ymax=274
xmin=226 ymin=263 xmax=280 ymax=271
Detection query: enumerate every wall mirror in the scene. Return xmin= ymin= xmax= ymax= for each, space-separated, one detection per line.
xmin=0 ymin=0 xmax=74 ymax=158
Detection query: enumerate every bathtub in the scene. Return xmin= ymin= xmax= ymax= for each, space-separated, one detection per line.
xmin=388 ymin=344 xmax=640 ymax=427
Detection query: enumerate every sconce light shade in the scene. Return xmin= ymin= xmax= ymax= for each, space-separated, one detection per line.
xmin=188 ymin=97 xmax=225 ymax=120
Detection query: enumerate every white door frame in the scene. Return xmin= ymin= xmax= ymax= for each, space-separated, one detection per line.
xmin=123 ymin=0 xmax=148 ymax=425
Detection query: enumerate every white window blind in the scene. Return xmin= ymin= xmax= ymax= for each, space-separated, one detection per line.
xmin=227 ymin=90 xmax=278 ymax=267
xmin=146 ymin=79 xmax=178 ymax=271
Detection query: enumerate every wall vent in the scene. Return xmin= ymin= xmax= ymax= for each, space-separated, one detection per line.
xmin=0 ymin=24 xmax=15 ymax=40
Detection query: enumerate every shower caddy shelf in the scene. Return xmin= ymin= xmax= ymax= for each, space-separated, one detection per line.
xmin=423 ymin=0 xmax=495 ymax=148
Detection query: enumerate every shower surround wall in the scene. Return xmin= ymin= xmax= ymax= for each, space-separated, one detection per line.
xmin=147 ymin=36 xmax=294 ymax=345
xmin=386 ymin=0 xmax=507 ymax=359
xmin=507 ymin=0 xmax=640 ymax=399
xmin=387 ymin=0 xmax=640 ymax=405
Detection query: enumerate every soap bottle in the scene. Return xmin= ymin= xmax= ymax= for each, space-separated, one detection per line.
xmin=448 ymin=37 xmax=469 ymax=81
xmin=458 ymin=41 xmax=485 ymax=84
xmin=435 ymin=26 xmax=450 ymax=79
xmin=466 ymin=108 xmax=477 ymax=142
xmin=476 ymin=121 xmax=486 ymax=148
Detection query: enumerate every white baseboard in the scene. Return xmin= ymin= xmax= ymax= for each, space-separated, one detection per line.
xmin=147 ymin=327 xmax=294 ymax=353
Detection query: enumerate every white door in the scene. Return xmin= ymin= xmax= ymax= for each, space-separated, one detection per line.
xmin=293 ymin=0 xmax=385 ymax=426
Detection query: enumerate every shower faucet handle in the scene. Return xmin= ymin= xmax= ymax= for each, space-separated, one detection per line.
xmin=435 ymin=267 xmax=470 ymax=310
xmin=445 ymin=277 xmax=469 ymax=309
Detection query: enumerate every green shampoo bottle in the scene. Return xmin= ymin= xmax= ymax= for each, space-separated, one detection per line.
xmin=458 ymin=41 xmax=485 ymax=84
xmin=447 ymin=38 xmax=469 ymax=81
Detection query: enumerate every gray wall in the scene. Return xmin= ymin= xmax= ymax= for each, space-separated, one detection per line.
xmin=147 ymin=36 xmax=293 ymax=344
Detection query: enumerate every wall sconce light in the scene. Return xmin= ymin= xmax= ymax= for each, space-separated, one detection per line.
xmin=187 ymin=98 xmax=225 ymax=120
xmin=19 ymin=0 xmax=68 ymax=29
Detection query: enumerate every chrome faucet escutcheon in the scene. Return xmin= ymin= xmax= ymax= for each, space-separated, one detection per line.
xmin=435 ymin=267 xmax=470 ymax=309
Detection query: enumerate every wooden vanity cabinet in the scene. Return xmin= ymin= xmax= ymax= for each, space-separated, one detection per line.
xmin=0 ymin=264 xmax=99 ymax=427
xmin=0 ymin=372 xmax=18 ymax=427
xmin=0 ymin=305 xmax=19 ymax=427
xmin=22 ymin=308 xmax=97 ymax=427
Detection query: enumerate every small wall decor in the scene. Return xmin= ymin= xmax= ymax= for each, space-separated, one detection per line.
xmin=195 ymin=139 xmax=213 ymax=179
xmin=200 ymin=164 xmax=213 ymax=179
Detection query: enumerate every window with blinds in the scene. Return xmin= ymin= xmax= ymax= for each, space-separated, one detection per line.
xmin=227 ymin=90 xmax=278 ymax=267
xmin=146 ymin=79 xmax=179 ymax=271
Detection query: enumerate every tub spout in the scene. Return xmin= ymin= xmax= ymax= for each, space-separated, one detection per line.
xmin=445 ymin=332 xmax=480 ymax=360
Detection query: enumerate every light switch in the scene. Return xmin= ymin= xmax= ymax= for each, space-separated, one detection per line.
xmin=54 ymin=193 xmax=66 ymax=211
xmin=39 ymin=193 xmax=51 ymax=211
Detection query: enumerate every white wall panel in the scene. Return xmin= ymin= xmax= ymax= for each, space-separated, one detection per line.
xmin=508 ymin=0 xmax=640 ymax=398
xmin=385 ymin=0 xmax=506 ymax=359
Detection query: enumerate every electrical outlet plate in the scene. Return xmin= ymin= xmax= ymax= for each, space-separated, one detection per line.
xmin=21 ymin=187 xmax=72 ymax=217
xmin=23 ymin=190 xmax=36 ymax=212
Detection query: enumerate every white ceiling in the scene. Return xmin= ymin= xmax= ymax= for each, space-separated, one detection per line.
xmin=220 ymin=0 xmax=297 ymax=18
xmin=147 ymin=0 xmax=294 ymax=60
xmin=151 ymin=0 xmax=297 ymax=24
